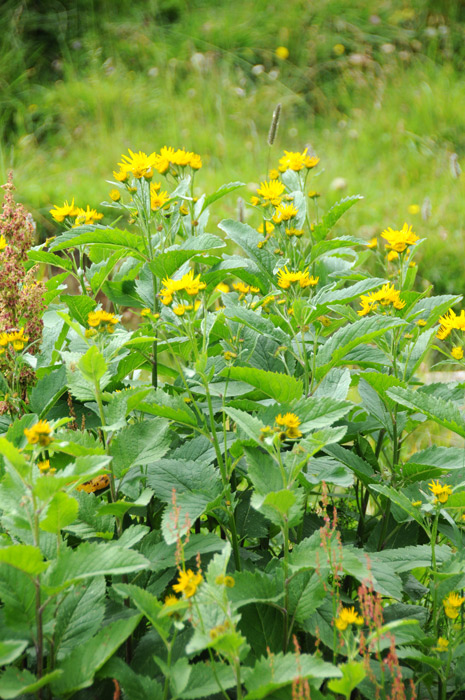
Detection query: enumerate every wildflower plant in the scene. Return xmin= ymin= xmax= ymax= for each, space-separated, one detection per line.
xmin=0 ymin=134 xmax=465 ymax=700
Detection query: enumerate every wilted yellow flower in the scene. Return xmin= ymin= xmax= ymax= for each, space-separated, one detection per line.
xmin=38 ymin=459 xmax=51 ymax=472
xmin=335 ymin=606 xmax=364 ymax=631
xmin=173 ymin=569 xmax=203 ymax=598
xmin=50 ymin=199 xmax=78 ymax=223
xmin=429 ymin=480 xmax=453 ymax=504
xmin=411 ymin=500 xmax=422 ymax=507
xmin=308 ymin=190 xmax=320 ymax=198
xmin=451 ymin=346 xmax=464 ymax=360
xmin=223 ymin=351 xmax=237 ymax=362
xmin=25 ymin=420 xmax=53 ymax=447
xmin=275 ymin=46 xmax=289 ymax=60
xmin=216 ymin=575 xmax=235 ymax=587
xmin=381 ymin=223 xmax=419 ymax=253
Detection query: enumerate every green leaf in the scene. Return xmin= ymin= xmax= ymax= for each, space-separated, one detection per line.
xmin=388 ymin=386 xmax=465 ymax=438
xmin=62 ymin=294 xmax=96 ymax=327
xmin=0 ymin=668 xmax=62 ymax=699
xmin=139 ymin=389 xmax=197 ymax=426
xmin=201 ymin=181 xmax=244 ymax=212
xmin=178 ymin=661 xmax=235 ymax=699
xmin=312 ymin=195 xmax=363 ymax=242
xmin=310 ymin=236 xmax=364 ymax=263
xmin=223 ymin=406 xmax=265 ymax=443
xmin=227 ymin=570 xmax=284 ymax=609
xmin=222 ymin=299 xmax=289 ymax=344
xmin=0 ymin=437 xmax=31 ymax=479
xmin=295 ymin=396 xmax=352 ymax=430
xmin=0 ymin=545 xmax=48 ymax=576
xmin=50 ymin=227 xmax=146 ymax=259
xmin=110 ymin=418 xmax=170 ymax=477
xmin=51 ymin=615 xmax=142 ymax=695
xmin=98 ymin=657 xmax=163 ymax=700
xmin=78 ymin=345 xmax=108 ymax=385
xmin=29 ymin=365 xmax=68 ymax=418
xmin=243 ymin=652 xmax=341 ymax=699
xmin=54 ymin=577 xmax=106 ymax=660
xmin=40 ymin=492 xmax=79 ymax=534
xmin=370 ymin=484 xmax=426 ymax=526
xmin=328 ymin=662 xmax=366 ymax=698
xmin=0 ymin=641 xmax=28 ymax=666
xmin=219 ymin=219 xmax=276 ymax=282
xmin=44 ymin=542 xmax=148 ymax=593
xmin=221 ymin=366 xmax=303 ymax=403
xmin=28 ymin=249 xmax=72 ymax=270
xmin=113 ymin=583 xmax=171 ymax=641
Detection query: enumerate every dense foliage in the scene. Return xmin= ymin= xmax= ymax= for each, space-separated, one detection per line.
xmin=0 ymin=145 xmax=464 ymax=700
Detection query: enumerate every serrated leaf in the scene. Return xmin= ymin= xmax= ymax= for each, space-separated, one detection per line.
xmin=0 ymin=668 xmax=62 ymax=699
xmin=50 ymin=227 xmax=146 ymax=259
xmin=312 ymin=195 xmax=363 ymax=242
xmin=178 ymin=661 xmax=235 ymax=699
xmin=219 ymin=219 xmax=276 ymax=281
xmin=221 ymin=366 xmax=303 ymax=403
xmin=328 ymin=662 xmax=366 ymax=697
xmin=40 ymin=492 xmax=79 ymax=534
xmin=113 ymin=583 xmax=171 ymax=641
xmin=387 ymin=386 xmax=465 ymax=438
xmin=78 ymin=345 xmax=108 ymax=385
xmin=97 ymin=657 xmax=163 ymax=700
xmin=54 ymin=577 xmax=106 ymax=660
xmin=223 ymin=406 xmax=265 ymax=442
xmin=201 ymin=181 xmax=244 ymax=212
xmin=28 ymin=249 xmax=72 ymax=270
xmin=0 ymin=545 xmax=48 ymax=576
xmin=139 ymin=389 xmax=197 ymax=426
xmin=62 ymin=294 xmax=96 ymax=327
xmin=222 ymin=298 xmax=289 ymax=344
xmin=29 ymin=365 xmax=68 ymax=418
xmin=227 ymin=570 xmax=284 ymax=608
xmin=0 ymin=641 xmax=28 ymax=666
xmin=110 ymin=418 xmax=170 ymax=477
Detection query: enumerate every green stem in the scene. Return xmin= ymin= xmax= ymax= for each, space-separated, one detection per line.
xmin=431 ymin=509 xmax=440 ymax=636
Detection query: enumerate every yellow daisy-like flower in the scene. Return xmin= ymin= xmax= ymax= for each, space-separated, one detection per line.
xmin=429 ymin=480 xmax=453 ymax=504
xmin=335 ymin=606 xmax=364 ymax=631
xmin=6 ymin=329 xmax=29 ymax=351
xmin=366 ymin=237 xmax=377 ymax=249
xmin=223 ymin=351 xmax=237 ymax=362
xmin=256 ymin=180 xmax=286 ymax=207
xmin=38 ymin=459 xmax=51 ymax=472
xmin=87 ymin=310 xmax=119 ymax=330
xmin=443 ymin=592 xmax=465 ymax=619
xmin=277 ymin=266 xmax=318 ymax=290
xmin=0 ymin=235 xmax=7 ymax=251
xmin=285 ymin=227 xmax=304 ymax=237
xmin=272 ymin=202 xmax=299 ymax=223
xmin=140 ymin=308 xmax=151 ymax=317
xmin=216 ymin=283 xmax=230 ymax=294
xmin=416 ymin=319 xmax=427 ymax=327
xmin=74 ymin=206 xmax=104 ymax=226
xmin=278 ymin=149 xmax=320 ymax=172
xmin=49 ymin=199 xmax=78 ymax=223
xmin=269 ymin=169 xmax=280 ymax=180
xmin=109 ymin=189 xmax=121 ymax=202
xmin=275 ymin=46 xmax=290 ymax=60
xmin=451 ymin=346 xmax=464 ymax=360
xmin=437 ymin=308 xmax=465 ymax=340
xmin=275 ymin=412 xmax=302 ymax=439
xmin=118 ymin=149 xmax=157 ymax=179
xmin=257 ymin=221 xmax=275 ymax=235
xmin=113 ymin=169 xmax=128 ymax=182
xmin=150 ymin=188 xmax=170 ymax=211
xmin=232 ymin=282 xmax=260 ymax=296
xmin=381 ymin=223 xmax=419 ymax=253
xmin=433 ymin=637 xmax=449 ymax=652
xmin=24 ymin=420 xmax=53 ymax=447
xmin=164 ymin=594 xmax=179 ymax=607
xmin=357 ymin=283 xmax=405 ymax=317
xmin=387 ymin=250 xmax=399 ymax=262
xmin=159 ymin=270 xmax=206 ymax=305
xmin=173 ymin=569 xmax=203 ymax=598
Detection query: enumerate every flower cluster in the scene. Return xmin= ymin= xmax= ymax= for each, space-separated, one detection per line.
xmin=159 ymin=270 xmax=206 ymax=313
xmin=335 ymin=606 xmax=364 ymax=631
xmin=87 ymin=310 xmax=120 ymax=334
xmin=24 ymin=419 xmax=53 ymax=447
xmin=429 ymin=480 xmax=452 ymax=504
xmin=381 ymin=223 xmax=419 ymax=255
xmin=443 ymin=592 xmax=465 ymax=620
xmin=0 ymin=328 xmax=29 ymax=354
xmin=358 ymin=283 xmax=405 ymax=317
xmin=278 ymin=148 xmax=320 ymax=172
xmin=437 ymin=308 xmax=465 ymax=359
xmin=277 ymin=267 xmax=318 ymax=290
xmin=49 ymin=200 xmax=103 ymax=226
xmin=261 ymin=412 xmax=303 ymax=441
xmin=232 ymin=281 xmax=260 ymax=300
xmin=173 ymin=569 xmax=203 ymax=598
xmin=114 ymin=147 xmax=202 ymax=182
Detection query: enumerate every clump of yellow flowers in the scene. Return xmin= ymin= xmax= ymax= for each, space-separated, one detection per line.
xmin=159 ymin=270 xmax=206 ymax=315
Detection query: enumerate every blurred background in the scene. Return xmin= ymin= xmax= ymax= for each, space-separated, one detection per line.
xmin=1 ymin=0 xmax=465 ymax=295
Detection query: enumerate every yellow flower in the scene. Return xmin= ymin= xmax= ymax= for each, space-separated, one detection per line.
xmin=275 ymin=412 xmax=302 ymax=439
xmin=275 ymin=46 xmax=289 ymax=60
xmin=366 ymin=237 xmax=377 ymax=249
xmin=257 ymin=221 xmax=275 ymax=235
xmin=232 ymin=282 xmax=260 ymax=296
xmin=173 ymin=304 xmax=186 ymax=316
xmin=141 ymin=308 xmax=151 ymax=317
xmin=216 ymin=575 xmax=235 ymax=587
xmin=6 ymin=329 xmax=29 ymax=351
xmin=74 ymin=206 xmax=104 ymax=226
xmin=333 ymin=43 xmax=345 ymax=55
xmin=335 ymin=606 xmax=364 ymax=631
xmin=387 ymin=250 xmax=399 ymax=262
xmin=87 ymin=310 xmax=119 ymax=329
xmin=381 ymin=223 xmax=419 ymax=253
xmin=277 ymin=266 xmax=317 ymax=290
xmin=437 ymin=308 xmax=465 ymax=340
xmin=150 ymin=187 xmax=170 ymax=211
xmin=256 ymin=180 xmax=286 ymax=207
xmin=411 ymin=500 xmax=422 ymax=507
xmin=38 ymin=459 xmax=51 ymax=472
xmin=159 ymin=270 xmax=206 ymax=304
xmin=180 ymin=204 xmax=189 ymax=216
xmin=416 ymin=319 xmax=427 ymax=326
xmin=0 ymin=235 xmax=7 ymax=251
xmin=24 ymin=420 xmax=53 ymax=447
xmin=429 ymin=480 xmax=453 ymax=504
xmin=308 ymin=190 xmax=320 ymax=198
xmin=408 ymin=204 xmax=420 ymax=215
xmin=113 ymin=169 xmax=128 ymax=182
xmin=250 ymin=196 xmax=260 ymax=206
xmin=451 ymin=346 xmax=464 ymax=360
xmin=216 ymin=283 xmax=230 ymax=294
xmin=443 ymin=592 xmax=465 ymax=619
xmin=118 ymin=149 xmax=157 ymax=179
xmin=318 ymin=316 xmax=331 ymax=327
xmin=272 ymin=202 xmax=298 ymax=223
xmin=49 ymin=199 xmax=78 ymax=223
xmin=278 ymin=149 xmax=320 ymax=172
xmin=269 ymin=169 xmax=280 ymax=180
xmin=109 ymin=189 xmax=121 ymax=202
xmin=357 ymin=283 xmax=405 ymax=316
xmin=163 ymin=594 xmax=179 ymax=609
xmin=433 ymin=637 xmax=449 ymax=652
xmin=173 ymin=569 xmax=203 ymax=598
xmin=223 ymin=351 xmax=237 ymax=362
xmin=285 ymin=227 xmax=304 ymax=237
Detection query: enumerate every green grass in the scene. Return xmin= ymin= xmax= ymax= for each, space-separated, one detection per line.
xmin=2 ymin=0 xmax=465 ymax=294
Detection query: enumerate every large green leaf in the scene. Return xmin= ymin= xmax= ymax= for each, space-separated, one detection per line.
xmin=227 ymin=570 xmax=284 ymax=609
xmin=51 ymin=615 xmax=142 ymax=695
xmin=0 ymin=669 xmax=62 ymax=699
xmin=29 ymin=365 xmax=68 ymax=418
xmin=328 ymin=662 xmax=366 ymax=698
xmin=295 ymin=396 xmax=352 ymax=430
xmin=28 ymin=249 xmax=73 ymax=270
xmin=221 ymin=366 xmax=303 ymax=403
xmin=54 ymin=577 xmax=106 ymax=660
xmin=139 ymin=389 xmax=197 ymax=426
xmin=39 ymin=492 xmax=79 ymax=534
xmin=0 ymin=545 xmax=48 ymax=576
xmin=178 ymin=661 xmax=235 ymax=699
xmin=311 ymin=195 xmax=363 ymax=242
xmin=387 ymin=386 xmax=465 ymax=438
xmin=0 ymin=641 xmax=28 ymax=667
xmin=113 ymin=583 xmax=171 ymax=641
xmin=222 ymin=299 xmax=289 ymax=345
xmin=110 ymin=418 xmax=170 ymax=477
xmin=310 ymin=236 xmax=364 ymax=263
xmin=219 ymin=219 xmax=276 ymax=281
xmin=62 ymin=294 xmax=96 ymax=327
xmin=201 ymin=181 xmax=245 ymax=212
xmin=98 ymin=657 xmax=163 ymax=700
xmin=50 ymin=227 xmax=146 ymax=259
